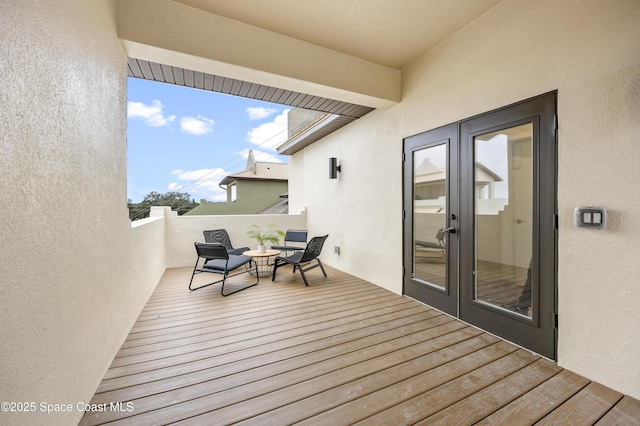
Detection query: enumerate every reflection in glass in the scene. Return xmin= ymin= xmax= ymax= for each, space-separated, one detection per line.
xmin=413 ymin=143 xmax=447 ymax=290
xmin=474 ymin=124 xmax=533 ymax=318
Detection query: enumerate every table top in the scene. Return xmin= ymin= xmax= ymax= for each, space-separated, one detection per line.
xmin=242 ymin=249 xmax=281 ymax=257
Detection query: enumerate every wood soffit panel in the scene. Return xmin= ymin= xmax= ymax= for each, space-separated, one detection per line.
xmin=127 ymin=58 xmax=374 ymax=120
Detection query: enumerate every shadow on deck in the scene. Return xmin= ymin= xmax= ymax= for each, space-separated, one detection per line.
xmin=81 ymin=264 xmax=640 ymax=425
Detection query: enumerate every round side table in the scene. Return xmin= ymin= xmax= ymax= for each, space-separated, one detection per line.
xmin=242 ymin=249 xmax=281 ymax=278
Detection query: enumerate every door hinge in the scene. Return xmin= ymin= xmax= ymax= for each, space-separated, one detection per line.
xmin=402 ymin=152 xmax=406 ymax=162
xmin=554 ymin=214 xmax=559 ymax=230
xmin=552 ymin=312 xmax=559 ymax=328
xmin=553 ymin=114 xmax=558 ymax=130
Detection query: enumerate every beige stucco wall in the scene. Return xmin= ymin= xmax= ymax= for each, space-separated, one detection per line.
xmin=131 ymin=216 xmax=167 ymax=299
xmin=118 ymin=0 xmax=400 ymax=109
xmin=298 ymin=111 xmax=401 ymax=291
xmin=0 ymin=1 xmax=158 ymax=425
xmin=160 ymin=207 xmax=307 ymax=268
xmin=292 ymin=0 xmax=640 ymax=399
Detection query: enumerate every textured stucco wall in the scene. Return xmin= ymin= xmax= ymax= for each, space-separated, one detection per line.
xmin=292 ymin=0 xmax=640 ymax=398
xmin=0 ymin=1 xmax=156 ymax=425
xmin=296 ymin=109 xmax=401 ymax=292
xmin=131 ymin=216 xmax=167 ymax=302
xmin=160 ymin=207 xmax=307 ymax=268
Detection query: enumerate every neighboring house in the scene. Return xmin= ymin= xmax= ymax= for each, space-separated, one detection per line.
xmin=3 ymin=1 xmax=640 ymax=424
xmin=185 ymin=150 xmax=288 ymax=215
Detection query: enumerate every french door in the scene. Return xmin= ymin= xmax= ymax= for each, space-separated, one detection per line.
xmin=403 ymin=93 xmax=557 ymax=360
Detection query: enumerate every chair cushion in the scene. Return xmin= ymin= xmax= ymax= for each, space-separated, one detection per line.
xmin=203 ymin=255 xmax=252 ymax=272
xmin=227 ymin=247 xmax=250 ymax=256
xmin=415 ymin=240 xmax=440 ymax=249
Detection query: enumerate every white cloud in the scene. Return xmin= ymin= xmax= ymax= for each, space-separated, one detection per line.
xmin=168 ymin=168 xmax=228 ymax=201
xmin=246 ymin=107 xmax=278 ymax=120
xmin=246 ymin=109 xmax=290 ymax=151
xmin=127 ymin=100 xmax=176 ymax=127
xmin=180 ymin=115 xmax=215 ymax=136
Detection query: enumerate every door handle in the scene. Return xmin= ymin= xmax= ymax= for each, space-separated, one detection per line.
xmin=443 ymin=227 xmax=457 ymax=234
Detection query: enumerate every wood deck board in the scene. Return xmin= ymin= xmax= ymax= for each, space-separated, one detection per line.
xmin=173 ymin=325 xmax=481 ymax=426
xmin=596 ymin=396 xmax=640 ymax=425
xmin=259 ymin=335 xmax=506 ymax=426
xmin=537 ymin=381 xmax=623 ymax=425
xmin=97 ymin=309 xmax=444 ymax=401
xmin=109 ymin=321 xmax=472 ymax=425
xmin=351 ymin=348 xmax=540 ymax=425
xmin=82 ymin=265 xmax=640 ymax=425
xmin=416 ymin=358 xmax=562 ymax=425
xmin=125 ymin=287 xmax=388 ymax=345
xmin=87 ymin=313 xmax=456 ymax=424
xmin=96 ymin=304 xmax=429 ymax=394
xmin=114 ymin=294 xmax=406 ymax=362
xmin=475 ymin=369 xmax=591 ymax=425
xmin=104 ymin=299 xmax=423 ymax=379
xmin=133 ymin=284 xmax=389 ymax=325
xmin=130 ymin=281 xmax=386 ymax=334
xmin=138 ymin=277 xmax=379 ymax=316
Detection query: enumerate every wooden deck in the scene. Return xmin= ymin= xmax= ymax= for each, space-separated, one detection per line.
xmin=81 ymin=265 xmax=640 ymax=425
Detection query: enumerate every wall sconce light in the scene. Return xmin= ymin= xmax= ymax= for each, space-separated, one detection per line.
xmin=329 ymin=157 xmax=341 ymax=179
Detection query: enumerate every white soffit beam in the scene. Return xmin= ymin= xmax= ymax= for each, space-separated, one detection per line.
xmin=118 ymin=0 xmax=400 ymax=109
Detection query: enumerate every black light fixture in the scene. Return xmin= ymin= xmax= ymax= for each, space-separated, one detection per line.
xmin=329 ymin=157 xmax=341 ymax=179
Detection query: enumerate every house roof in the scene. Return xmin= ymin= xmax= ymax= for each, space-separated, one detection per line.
xmin=475 ymin=161 xmax=503 ymax=182
xmin=414 ymin=158 xmax=502 ymax=184
xmin=219 ymin=150 xmax=288 ymax=186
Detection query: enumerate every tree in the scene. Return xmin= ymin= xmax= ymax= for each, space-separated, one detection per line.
xmin=128 ymin=191 xmax=199 ymax=220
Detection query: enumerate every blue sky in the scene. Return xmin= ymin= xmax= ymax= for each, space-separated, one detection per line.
xmin=127 ymin=77 xmax=290 ymax=203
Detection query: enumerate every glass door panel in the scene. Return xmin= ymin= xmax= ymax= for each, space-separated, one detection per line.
xmin=474 ymin=124 xmax=533 ymax=319
xmin=404 ymin=122 xmax=458 ymax=316
xmin=413 ymin=143 xmax=447 ymax=290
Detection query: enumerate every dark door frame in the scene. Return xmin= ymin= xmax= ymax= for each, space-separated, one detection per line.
xmin=403 ymin=123 xmax=459 ymax=316
xmin=403 ymin=92 xmax=558 ymax=360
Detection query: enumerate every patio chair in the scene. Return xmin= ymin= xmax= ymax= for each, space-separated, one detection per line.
xmin=272 ymin=235 xmax=328 ymax=287
xmin=203 ymin=229 xmax=249 ymax=255
xmin=415 ymin=227 xmax=446 ymax=261
xmin=270 ymin=229 xmax=308 ymax=254
xmin=189 ymin=242 xmax=258 ymax=296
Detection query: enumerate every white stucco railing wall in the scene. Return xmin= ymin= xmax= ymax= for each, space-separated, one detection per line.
xmin=144 ymin=206 xmax=307 ymax=268
xmin=130 ymin=213 xmax=167 ymax=297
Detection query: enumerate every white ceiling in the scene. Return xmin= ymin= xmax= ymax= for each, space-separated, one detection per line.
xmin=174 ymin=0 xmax=504 ymax=69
